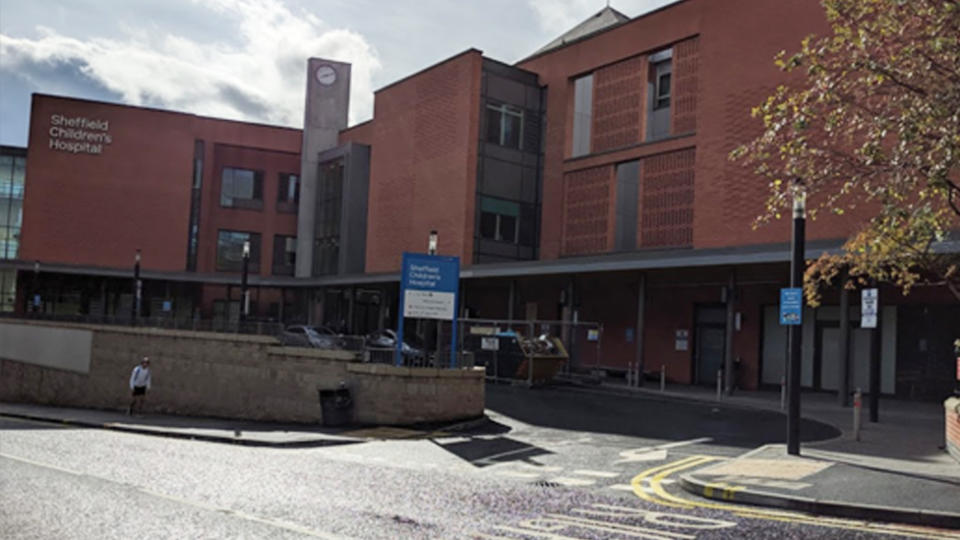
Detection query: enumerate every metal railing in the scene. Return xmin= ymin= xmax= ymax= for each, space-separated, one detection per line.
xmin=1 ymin=312 xmax=285 ymax=336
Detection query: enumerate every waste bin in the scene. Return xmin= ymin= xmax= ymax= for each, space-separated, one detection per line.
xmin=318 ymin=384 xmax=353 ymax=427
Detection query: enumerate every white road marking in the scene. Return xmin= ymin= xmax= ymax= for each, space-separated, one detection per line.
xmin=614 ymin=437 xmax=712 ymax=465
xmin=549 ymin=476 xmax=596 ymax=487
xmin=608 ymin=483 xmax=636 ymax=491
xmin=572 ymin=469 xmax=619 ymax=478
xmin=495 ymin=470 xmax=541 ymax=479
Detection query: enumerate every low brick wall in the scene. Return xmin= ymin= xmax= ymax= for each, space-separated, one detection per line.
xmin=0 ymin=320 xmax=484 ymax=425
xmin=347 ymin=363 xmax=485 ymax=425
xmin=947 ymin=397 xmax=960 ymax=464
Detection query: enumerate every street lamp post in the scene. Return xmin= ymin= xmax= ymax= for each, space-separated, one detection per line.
xmin=428 ymin=230 xmax=440 ymax=362
xmin=240 ymin=240 xmax=250 ymax=326
xmin=786 ymin=182 xmax=806 ymax=456
xmin=132 ymin=249 xmax=141 ymax=325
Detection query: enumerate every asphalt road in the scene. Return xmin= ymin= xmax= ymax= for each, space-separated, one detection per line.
xmin=2 ymin=387 xmax=955 ymax=539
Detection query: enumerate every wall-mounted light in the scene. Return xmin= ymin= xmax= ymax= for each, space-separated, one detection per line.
xmin=428 ymin=230 xmax=438 ymax=255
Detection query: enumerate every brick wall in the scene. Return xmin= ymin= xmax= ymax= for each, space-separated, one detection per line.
xmin=561 ymin=165 xmax=614 ymax=256
xmin=639 ymin=148 xmax=695 ymax=248
xmin=363 ymin=50 xmax=483 ymax=272
xmin=672 ymin=36 xmax=700 ymax=135
xmin=592 ymin=56 xmax=645 ymax=153
xmin=0 ymin=320 xmax=483 ymax=425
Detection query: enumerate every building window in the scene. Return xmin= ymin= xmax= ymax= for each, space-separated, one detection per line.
xmin=572 ymin=74 xmax=594 ymax=157
xmin=216 ymin=230 xmax=261 ymax=272
xmin=486 ymin=104 xmax=523 ymax=149
xmin=278 ymin=173 xmax=299 ymax=204
xmin=479 ymin=196 xmax=520 ymax=244
xmin=653 ymin=63 xmax=671 ymax=110
xmin=647 ymin=49 xmax=673 ymax=140
xmin=220 ymin=167 xmax=263 ymax=209
xmin=272 ymin=235 xmax=297 ymax=275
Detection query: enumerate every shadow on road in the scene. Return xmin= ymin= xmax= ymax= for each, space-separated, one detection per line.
xmin=485 ymin=383 xmax=841 ymax=448
xmin=431 ymin=435 xmax=551 ymax=467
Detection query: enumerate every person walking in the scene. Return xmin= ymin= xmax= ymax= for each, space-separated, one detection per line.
xmin=128 ymin=356 xmax=152 ymax=416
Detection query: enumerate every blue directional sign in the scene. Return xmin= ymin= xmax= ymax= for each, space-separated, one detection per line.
xmin=779 ymin=288 xmax=803 ymax=325
xmin=397 ymin=252 xmax=460 ymax=367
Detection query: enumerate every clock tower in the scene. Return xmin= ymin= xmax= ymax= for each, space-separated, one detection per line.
xmin=296 ymin=58 xmax=351 ymax=278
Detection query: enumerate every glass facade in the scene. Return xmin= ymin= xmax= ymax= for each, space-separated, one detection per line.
xmin=0 ymin=149 xmax=25 ymax=312
xmin=0 ymin=152 xmax=25 ymax=260
xmin=313 ymin=158 xmax=343 ymax=276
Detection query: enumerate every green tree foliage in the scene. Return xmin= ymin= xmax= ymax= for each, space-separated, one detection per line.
xmin=732 ymin=0 xmax=960 ymax=304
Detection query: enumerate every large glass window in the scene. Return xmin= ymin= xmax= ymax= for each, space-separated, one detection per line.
xmin=572 ymin=74 xmax=593 ymax=157
xmin=216 ymin=230 xmax=261 ymax=272
xmin=220 ymin=167 xmax=263 ymax=209
xmin=0 ymin=154 xmax=25 ymax=260
xmin=272 ymin=235 xmax=297 ymax=275
xmin=486 ymin=104 xmax=523 ymax=149
xmin=479 ymin=196 xmax=520 ymax=244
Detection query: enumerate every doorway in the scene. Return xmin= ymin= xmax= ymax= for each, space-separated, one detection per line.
xmin=695 ymin=306 xmax=727 ymax=385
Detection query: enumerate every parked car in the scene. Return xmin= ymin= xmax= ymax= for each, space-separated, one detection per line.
xmin=364 ymin=329 xmax=426 ymax=360
xmin=281 ymin=325 xmax=345 ymax=349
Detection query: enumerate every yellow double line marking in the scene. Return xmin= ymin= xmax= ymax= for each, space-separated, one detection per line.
xmin=631 ymin=456 xmax=960 ymax=540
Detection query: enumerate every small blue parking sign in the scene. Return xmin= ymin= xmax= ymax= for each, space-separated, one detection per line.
xmin=780 ymin=288 xmax=803 ymax=325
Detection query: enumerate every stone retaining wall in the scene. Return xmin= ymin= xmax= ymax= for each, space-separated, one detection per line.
xmin=0 ymin=320 xmax=483 ymax=425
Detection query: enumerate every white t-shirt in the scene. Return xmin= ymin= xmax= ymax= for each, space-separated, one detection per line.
xmin=129 ymin=365 xmax=152 ymax=390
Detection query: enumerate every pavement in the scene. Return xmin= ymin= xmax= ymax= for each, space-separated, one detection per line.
xmin=0 ymin=402 xmax=487 ymax=448
xmin=560 ymin=373 xmax=960 ymax=528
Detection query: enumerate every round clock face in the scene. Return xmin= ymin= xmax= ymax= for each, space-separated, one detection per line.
xmin=315 ymin=65 xmax=337 ymax=86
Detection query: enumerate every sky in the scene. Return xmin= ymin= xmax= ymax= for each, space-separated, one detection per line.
xmin=0 ymin=0 xmax=676 ymax=147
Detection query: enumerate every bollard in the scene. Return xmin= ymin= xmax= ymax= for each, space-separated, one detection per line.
xmin=853 ymin=388 xmax=862 ymax=442
xmin=780 ymin=375 xmax=786 ymax=411
xmin=716 ymin=369 xmax=723 ymax=401
xmin=660 ymin=365 xmax=666 ymax=392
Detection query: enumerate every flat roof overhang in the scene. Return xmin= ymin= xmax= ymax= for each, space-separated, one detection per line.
xmin=4 ymin=238 xmax=958 ymax=288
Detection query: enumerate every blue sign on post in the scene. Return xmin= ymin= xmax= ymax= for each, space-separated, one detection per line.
xmin=780 ymin=288 xmax=803 ymax=325
xmin=397 ymin=252 xmax=460 ymax=367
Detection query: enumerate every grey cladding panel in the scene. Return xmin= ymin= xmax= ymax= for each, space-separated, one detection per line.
xmin=486 ymin=75 xmax=527 ymax=106
xmin=615 ymin=160 xmax=639 ymax=251
xmin=481 ymin=157 xmax=523 ymax=200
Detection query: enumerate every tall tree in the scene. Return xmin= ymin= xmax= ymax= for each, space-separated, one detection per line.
xmin=732 ymin=0 xmax=960 ymax=305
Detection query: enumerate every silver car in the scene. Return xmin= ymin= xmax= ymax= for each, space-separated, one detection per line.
xmin=281 ymin=325 xmax=344 ymax=349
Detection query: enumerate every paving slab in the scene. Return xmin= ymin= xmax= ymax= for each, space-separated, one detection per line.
xmin=680 ymin=443 xmax=960 ymax=529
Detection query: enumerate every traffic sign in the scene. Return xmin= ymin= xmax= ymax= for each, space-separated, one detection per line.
xmin=397 ymin=252 xmax=460 ymax=367
xmin=779 ymin=288 xmax=803 ymax=325
xmin=861 ymin=288 xmax=878 ymax=328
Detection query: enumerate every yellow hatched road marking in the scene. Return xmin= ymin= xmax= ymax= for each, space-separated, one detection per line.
xmin=633 ymin=456 xmax=960 ymax=540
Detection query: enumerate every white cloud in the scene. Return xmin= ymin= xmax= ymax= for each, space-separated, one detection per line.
xmin=0 ymin=0 xmax=381 ymax=127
